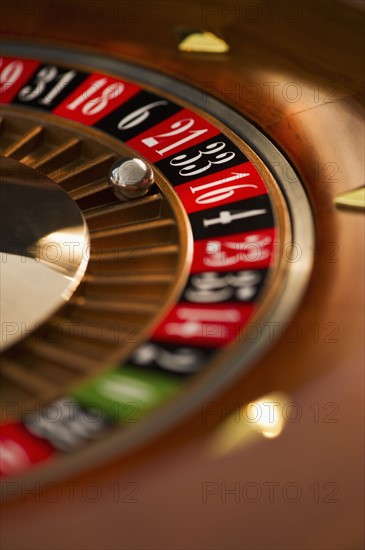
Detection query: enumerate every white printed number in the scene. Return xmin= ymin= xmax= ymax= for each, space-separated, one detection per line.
xmin=0 ymin=58 xmax=24 ymax=94
xmin=18 ymin=65 xmax=76 ymax=105
xmin=204 ymin=235 xmax=272 ymax=267
xmin=66 ymin=77 xmax=124 ymax=115
xmin=132 ymin=343 xmax=204 ymax=373
xmin=170 ymin=141 xmax=235 ymax=177
xmin=141 ymin=117 xmax=208 ymax=157
xmin=190 ymin=171 xmax=256 ymax=205
xmin=185 ymin=271 xmax=261 ymax=303
xmin=117 ymin=100 xmax=168 ymax=130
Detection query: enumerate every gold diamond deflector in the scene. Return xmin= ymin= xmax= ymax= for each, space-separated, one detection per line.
xmin=178 ymin=30 xmax=229 ymax=53
xmin=334 ymin=186 xmax=365 ymax=211
xmin=0 ymin=108 xmax=190 ymax=419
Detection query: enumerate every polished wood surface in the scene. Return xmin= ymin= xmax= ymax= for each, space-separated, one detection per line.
xmin=1 ymin=1 xmax=364 ymax=549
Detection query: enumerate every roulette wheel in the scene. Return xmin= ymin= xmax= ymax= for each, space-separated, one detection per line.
xmin=0 ymin=0 xmax=364 ymax=548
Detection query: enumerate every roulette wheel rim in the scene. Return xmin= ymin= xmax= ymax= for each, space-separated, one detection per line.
xmin=0 ymin=40 xmax=314 ymax=485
